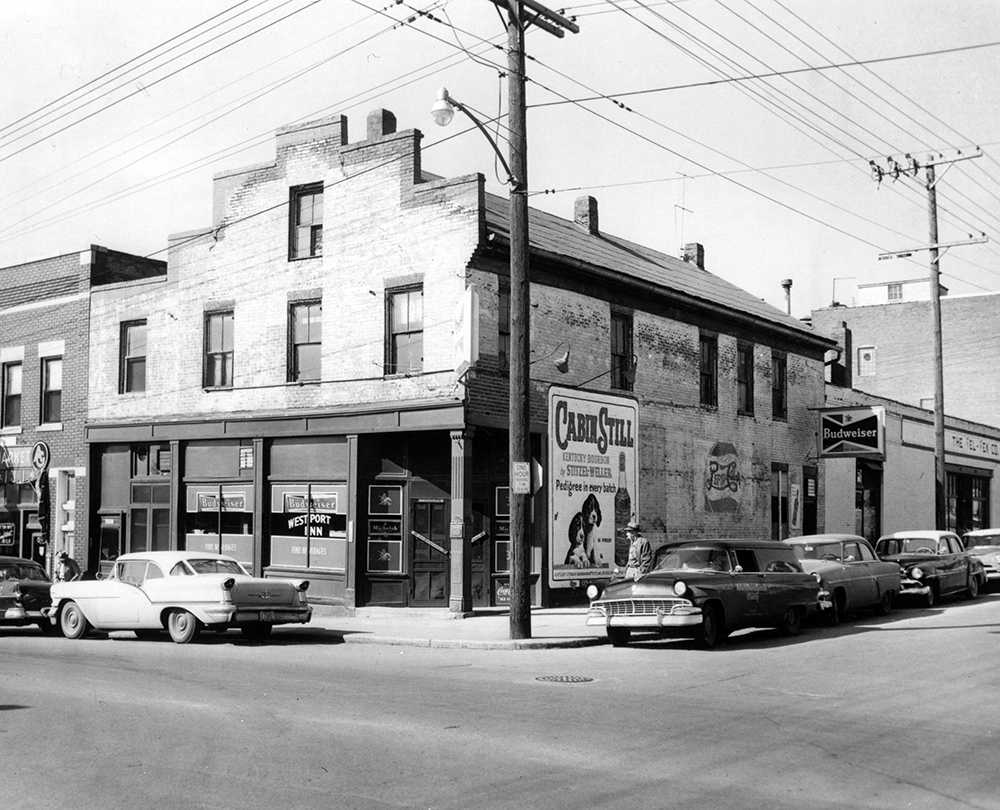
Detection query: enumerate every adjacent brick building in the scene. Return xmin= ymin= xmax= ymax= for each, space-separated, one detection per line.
xmin=85 ymin=109 xmax=835 ymax=611
xmin=0 ymin=247 xmax=165 ymax=572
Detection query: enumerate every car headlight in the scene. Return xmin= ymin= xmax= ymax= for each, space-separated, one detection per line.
xmin=586 ymin=584 xmax=600 ymax=600
xmin=910 ymin=567 xmax=924 ymax=580
xmin=673 ymin=580 xmax=688 ymax=597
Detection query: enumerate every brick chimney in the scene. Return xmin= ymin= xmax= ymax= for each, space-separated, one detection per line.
xmin=682 ymin=242 xmax=705 ymax=270
xmin=828 ymin=321 xmax=852 ymax=387
xmin=574 ymin=196 xmax=599 ymax=235
xmin=367 ymin=109 xmax=397 ymax=139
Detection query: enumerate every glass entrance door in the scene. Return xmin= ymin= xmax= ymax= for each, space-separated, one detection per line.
xmin=410 ymin=500 xmax=449 ymax=606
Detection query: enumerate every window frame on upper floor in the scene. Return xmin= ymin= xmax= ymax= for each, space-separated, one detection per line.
xmin=610 ymin=310 xmax=634 ymax=392
xmin=204 ymin=311 xmax=234 ymax=390
xmin=385 ymin=285 xmax=424 ymax=376
xmin=771 ymin=351 xmax=787 ymax=421
xmin=498 ymin=287 xmax=510 ymax=371
xmin=1 ymin=361 xmax=22 ymax=430
xmin=699 ymin=333 xmax=718 ymax=408
xmin=120 ymin=319 xmax=148 ymax=394
xmin=40 ymin=356 xmax=62 ymax=426
xmin=857 ymin=346 xmax=876 ymax=377
xmin=288 ymin=300 xmax=322 ymax=383
xmin=737 ymin=342 xmax=754 ymax=416
xmin=289 ymin=183 xmax=324 ymax=260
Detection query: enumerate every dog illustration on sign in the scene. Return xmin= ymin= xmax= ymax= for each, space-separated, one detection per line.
xmin=564 ymin=493 xmax=604 ymax=568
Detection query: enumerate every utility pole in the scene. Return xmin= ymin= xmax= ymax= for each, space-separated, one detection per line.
xmin=486 ymin=0 xmax=577 ymax=639
xmin=871 ymin=149 xmax=985 ymax=529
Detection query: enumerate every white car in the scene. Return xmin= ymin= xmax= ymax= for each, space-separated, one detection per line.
xmin=963 ymin=529 xmax=1000 ymax=588
xmin=44 ymin=551 xmax=311 ymax=643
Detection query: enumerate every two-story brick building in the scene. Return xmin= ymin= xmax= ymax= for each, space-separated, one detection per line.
xmin=85 ymin=109 xmax=835 ymax=611
xmin=0 ymin=247 xmax=165 ymax=572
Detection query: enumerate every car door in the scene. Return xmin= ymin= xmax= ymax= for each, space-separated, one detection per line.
xmin=757 ymin=547 xmax=812 ymax=622
xmin=939 ymin=534 xmax=966 ymax=595
xmin=841 ymin=540 xmax=878 ymax=607
xmin=133 ymin=561 xmax=170 ymax=627
xmin=85 ymin=560 xmax=150 ymax=628
xmin=731 ymin=548 xmax=769 ymax=623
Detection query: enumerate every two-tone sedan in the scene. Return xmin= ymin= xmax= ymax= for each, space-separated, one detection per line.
xmin=785 ymin=534 xmax=900 ymax=624
xmin=586 ymin=539 xmax=829 ymax=648
xmin=963 ymin=529 xmax=1000 ymax=589
xmin=875 ymin=531 xmax=986 ymax=607
xmin=44 ymin=551 xmax=311 ymax=643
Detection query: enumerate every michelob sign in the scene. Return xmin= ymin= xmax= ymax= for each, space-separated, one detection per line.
xmin=548 ymin=386 xmax=639 ymax=587
xmin=819 ymin=406 xmax=885 ymax=458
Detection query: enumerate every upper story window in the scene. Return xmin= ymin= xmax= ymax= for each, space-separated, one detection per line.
xmin=290 ymin=184 xmax=323 ymax=259
xmin=120 ymin=320 xmax=147 ymax=394
xmin=204 ymin=311 xmax=234 ymax=389
xmin=41 ymin=357 xmax=62 ymax=424
xmin=289 ymin=301 xmax=322 ymax=382
xmin=386 ymin=287 xmax=423 ymax=375
xmin=2 ymin=362 xmax=22 ymax=428
xmin=699 ymin=333 xmax=718 ymax=407
xmin=498 ymin=289 xmax=510 ymax=370
xmin=610 ymin=311 xmax=633 ymax=391
xmin=772 ymin=352 xmax=787 ymax=420
xmin=887 ymin=283 xmax=903 ymax=301
xmin=737 ymin=343 xmax=754 ymax=415
xmin=857 ymin=346 xmax=876 ymax=377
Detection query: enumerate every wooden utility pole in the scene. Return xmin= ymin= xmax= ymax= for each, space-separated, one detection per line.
xmin=872 ymin=149 xmax=985 ymax=529
xmin=492 ymin=0 xmax=577 ymax=639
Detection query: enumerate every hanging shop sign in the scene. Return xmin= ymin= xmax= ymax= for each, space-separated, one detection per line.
xmin=547 ymin=386 xmax=639 ymax=587
xmin=819 ymin=406 xmax=885 ymax=458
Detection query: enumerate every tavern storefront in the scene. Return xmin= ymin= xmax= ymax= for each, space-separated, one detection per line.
xmin=86 ymin=407 xmax=544 ymax=611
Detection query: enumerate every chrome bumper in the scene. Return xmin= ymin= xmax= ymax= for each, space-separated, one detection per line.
xmin=586 ymin=607 xmax=703 ymax=629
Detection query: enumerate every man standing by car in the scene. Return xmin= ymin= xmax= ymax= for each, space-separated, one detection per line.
xmin=624 ymin=521 xmax=652 ymax=579
xmin=56 ymin=551 xmax=82 ymax=582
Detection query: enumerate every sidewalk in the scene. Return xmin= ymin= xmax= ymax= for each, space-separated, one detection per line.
xmin=309 ymin=605 xmax=607 ymax=650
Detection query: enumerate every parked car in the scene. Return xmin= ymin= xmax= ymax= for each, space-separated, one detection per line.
xmin=962 ymin=529 xmax=1000 ymax=589
xmin=874 ymin=531 xmax=986 ymax=607
xmin=586 ymin=539 xmax=830 ymax=648
xmin=785 ymin=534 xmax=900 ymax=624
xmin=43 ymin=551 xmax=312 ymax=643
xmin=0 ymin=556 xmax=54 ymax=633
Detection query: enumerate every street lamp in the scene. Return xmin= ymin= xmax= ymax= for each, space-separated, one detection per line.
xmin=431 ymin=88 xmax=514 ymax=183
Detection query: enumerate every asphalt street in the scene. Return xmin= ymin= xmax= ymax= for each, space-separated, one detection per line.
xmin=3 ymin=595 xmax=999 ymax=810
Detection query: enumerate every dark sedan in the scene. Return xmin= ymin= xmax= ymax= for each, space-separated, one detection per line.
xmin=586 ymin=539 xmax=830 ymax=648
xmin=875 ymin=531 xmax=985 ymax=607
xmin=0 ymin=556 xmax=54 ymax=633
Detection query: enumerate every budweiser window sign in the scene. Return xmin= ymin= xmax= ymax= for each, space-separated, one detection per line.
xmin=548 ymin=386 xmax=639 ymax=587
xmin=819 ymin=406 xmax=885 ymax=458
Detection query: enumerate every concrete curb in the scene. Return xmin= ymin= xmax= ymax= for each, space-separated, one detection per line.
xmin=341 ymin=634 xmax=607 ymax=650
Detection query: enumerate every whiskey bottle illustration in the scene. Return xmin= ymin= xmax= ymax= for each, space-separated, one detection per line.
xmin=614 ymin=451 xmax=631 ymax=566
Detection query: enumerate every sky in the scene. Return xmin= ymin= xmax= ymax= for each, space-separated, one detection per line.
xmin=2 ymin=0 xmax=999 ymax=319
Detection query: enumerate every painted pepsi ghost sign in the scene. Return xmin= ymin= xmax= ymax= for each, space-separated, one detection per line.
xmin=819 ymin=406 xmax=885 ymax=458
xmin=703 ymin=441 xmax=743 ymax=513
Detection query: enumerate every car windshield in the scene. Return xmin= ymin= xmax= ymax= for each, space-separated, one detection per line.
xmin=791 ymin=543 xmax=843 ymax=561
xmin=181 ymin=559 xmax=246 ymax=576
xmin=0 ymin=563 xmax=48 ymax=582
xmin=881 ymin=538 xmax=938 ymax=555
xmin=966 ymin=533 xmax=1000 ymax=548
xmin=653 ymin=547 xmax=731 ymax=572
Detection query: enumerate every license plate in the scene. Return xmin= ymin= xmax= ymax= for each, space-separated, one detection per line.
xmin=261 ymin=611 xmax=274 ymax=622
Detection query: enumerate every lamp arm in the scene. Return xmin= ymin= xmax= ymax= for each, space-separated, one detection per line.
xmin=450 ymin=99 xmax=515 ymax=185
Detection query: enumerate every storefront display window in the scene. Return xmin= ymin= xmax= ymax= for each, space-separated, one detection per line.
xmin=185 ymin=484 xmax=254 ymax=569
xmin=269 ymin=484 xmax=347 ymax=570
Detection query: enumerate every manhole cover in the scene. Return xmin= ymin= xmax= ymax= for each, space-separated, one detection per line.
xmin=535 ymin=675 xmax=593 ymax=683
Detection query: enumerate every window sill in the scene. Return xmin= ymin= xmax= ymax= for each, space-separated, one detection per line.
xmin=37 ymin=422 xmax=63 ymax=432
xmin=0 ymin=426 xmax=22 ymax=436
xmin=737 ymin=411 xmax=755 ymax=418
xmin=202 ymin=386 xmax=234 ymax=392
xmin=288 ymin=254 xmax=322 ymax=262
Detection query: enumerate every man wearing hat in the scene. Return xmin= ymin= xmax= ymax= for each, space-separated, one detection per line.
xmin=624 ymin=520 xmax=652 ymax=580
xmin=56 ymin=551 xmax=82 ymax=582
